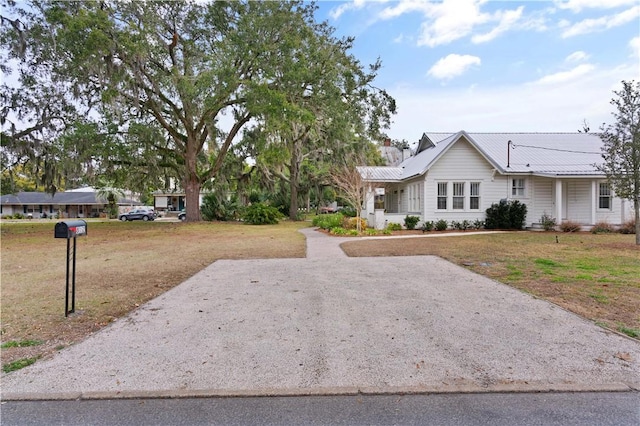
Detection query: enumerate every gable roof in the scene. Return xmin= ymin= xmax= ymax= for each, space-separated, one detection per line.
xmin=360 ymin=131 xmax=605 ymax=182
xmin=0 ymin=191 xmax=139 ymax=206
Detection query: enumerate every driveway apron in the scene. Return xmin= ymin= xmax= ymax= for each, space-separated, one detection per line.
xmin=2 ymin=228 xmax=639 ymax=400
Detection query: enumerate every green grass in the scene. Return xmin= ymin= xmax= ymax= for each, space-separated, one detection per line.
xmin=1 ymin=339 xmax=43 ymax=349
xmin=617 ymin=325 xmax=640 ymax=338
xmin=3 ymin=357 xmax=39 ymax=373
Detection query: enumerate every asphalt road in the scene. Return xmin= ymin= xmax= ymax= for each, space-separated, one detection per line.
xmin=2 ymin=392 xmax=639 ymax=426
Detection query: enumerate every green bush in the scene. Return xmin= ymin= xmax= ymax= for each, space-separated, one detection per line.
xmin=13 ymin=213 xmax=25 ymax=219
xmin=472 ymin=219 xmax=484 ymax=229
xmin=201 ymin=193 xmax=239 ymax=221
xmin=386 ymin=223 xmax=402 ymax=231
xmin=241 ymin=202 xmax=282 ymax=225
xmin=451 ymin=219 xmax=471 ymax=231
xmin=540 ymin=213 xmax=557 ymax=231
xmin=329 ymin=226 xmax=349 ymax=235
xmin=421 ymin=221 xmax=434 ymax=232
xmin=340 ymin=206 xmax=357 ymax=217
xmin=435 ymin=219 xmax=448 ymax=231
xmin=404 ymin=215 xmax=420 ymax=230
xmin=485 ymin=200 xmax=527 ymax=230
xmin=312 ymin=213 xmax=344 ymax=230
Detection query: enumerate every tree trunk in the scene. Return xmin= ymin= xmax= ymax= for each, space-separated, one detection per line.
xmin=288 ymin=139 xmax=302 ymax=221
xmin=184 ymin=141 xmax=201 ymax=222
xmin=184 ymin=176 xmax=201 ymax=221
xmin=635 ymin=200 xmax=639 ymax=245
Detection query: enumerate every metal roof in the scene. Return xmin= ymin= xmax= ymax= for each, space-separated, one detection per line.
xmin=357 ymin=166 xmax=403 ymax=182
xmin=0 ymin=191 xmax=139 ymax=206
xmin=362 ymin=132 xmax=605 ymax=182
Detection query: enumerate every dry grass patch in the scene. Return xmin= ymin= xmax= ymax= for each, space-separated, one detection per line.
xmin=342 ymin=231 xmax=640 ymax=337
xmin=1 ymin=220 xmax=307 ymax=366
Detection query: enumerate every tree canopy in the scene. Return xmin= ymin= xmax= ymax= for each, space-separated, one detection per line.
xmin=597 ymin=80 xmax=640 ymax=244
xmin=1 ymin=0 xmax=395 ymax=220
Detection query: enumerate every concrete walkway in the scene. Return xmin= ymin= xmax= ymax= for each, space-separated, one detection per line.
xmin=2 ymin=228 xmax=639 ymax=400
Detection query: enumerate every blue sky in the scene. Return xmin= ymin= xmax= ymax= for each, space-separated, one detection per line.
xmin=313 ymin=0 xmax=640 ymax=142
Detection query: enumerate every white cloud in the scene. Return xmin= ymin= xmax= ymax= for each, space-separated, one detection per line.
xmin=427 ymin=54 xmax=481 ymax=80
xmin=472 ymin=6 xmax=524 ymax=44
xmin=630 ymin=36 xmax=640 ymax=57
xmin=534 ymin=63 xmax=595 ymax=85
xmin=417 ymin=0 xmax=491 ymax=47
xmin=565 ymin=51 xmax=590 ymax=62
xmin=562 ymin=5 xmax=640 ymax=38
xmin=385 ymin=63 xmax=635 ymax=137
xmin=378 ymin=0 xmax=433 ymax=20
xmin=554 ymin=0 xmax=638 ymax=13
xmin=329 ymin=0 xmax=369 ymax=20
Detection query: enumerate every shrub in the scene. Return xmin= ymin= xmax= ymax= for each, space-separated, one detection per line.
xmin=312 ymin=213 xmax=344 ymax=230
xmin=591 ymin=221 xmax=614 ymax=234
xmin=485 ymin=200 xmax=527 ymax=230
xmin=200 ymin=193 xmax=238 ymax=221
xmin=472 ymin=219 xmax=484 ymax=230
xmin=619 ymin=219 xmax=636 ymax=234
xmin=540 ymin=212 xmax=557 ymax=231
xmin=342 ymin=216 xmax=367 ymax=231
xmin=340 ymin=206 xmax=357 ymax=217
xmin=241 ymin=202 xmax=282 ymax=225
xmin=386 ymin=223 xmax=402 ymax=231
xmin=559 ymin=220 xmax=581 ymax=232
xmin=329 ymin=226 xmax=349 ymax=235
xmin=365 ymin=228 xmax=379 ymax=236
xmin=435 ymin=219 xmax=448 ymax=231
xmin=421 ymin=221 xmax=434 ymax=232
xmin=404 ymin=215 xmax=420 ymax=230
xmin=13 ymin=213 xmax=25 ymax=219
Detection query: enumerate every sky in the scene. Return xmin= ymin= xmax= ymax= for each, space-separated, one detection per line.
xmin=312 ymin=0 xmax=640 ymax=142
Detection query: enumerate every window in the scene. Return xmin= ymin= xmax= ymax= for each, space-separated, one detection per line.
xmin=470 ymin=182 xmax=480 ymax=210
xmin=437 ymin=182 xmax=447 ymax=210
xmin=453 ymin=182 xmax=464 ymax=210
xmin=599 ymin=182 xmax=611 ymax=209
xmin=409 ymin=183 xmax=423 ymax=212
xmin=512 ymin=178 xmax=525 ymax=197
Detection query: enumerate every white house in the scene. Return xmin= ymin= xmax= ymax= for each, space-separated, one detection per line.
xmin=359 ymin=131 xmax=634 ymax=230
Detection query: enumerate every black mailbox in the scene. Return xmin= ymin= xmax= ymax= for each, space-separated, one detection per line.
xmin=54 ymin=220 xmax=88 ymax=239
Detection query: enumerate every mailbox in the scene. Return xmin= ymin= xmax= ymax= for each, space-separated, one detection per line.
xmin=54 ymin=220 xmax=88 ymax=239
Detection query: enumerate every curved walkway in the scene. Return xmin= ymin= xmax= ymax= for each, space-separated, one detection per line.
xmin=2 ymin=228 xmax=639 ymax=400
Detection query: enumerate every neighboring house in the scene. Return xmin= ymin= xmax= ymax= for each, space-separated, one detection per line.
xmin=0 ymin=190 xmax=140 ymax=219
xmin=359 ymin=131 xmax=634 ymax=230
xmin=153 ymin=191 xmax=187 ymax=212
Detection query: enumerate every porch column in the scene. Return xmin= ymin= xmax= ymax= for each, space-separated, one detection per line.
xmin=591 ymin=180 xmax=597 ymax=225
xmin=555 ymin=179 xmax=562 ymax=222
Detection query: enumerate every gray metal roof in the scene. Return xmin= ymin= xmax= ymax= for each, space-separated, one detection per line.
xmin=0 ymin=191 xmax=139 ymax=206
xmin=357 ymin=166 xmax=403 ymax=182
xmin=362 ymin=131 xmax=605 ymax=182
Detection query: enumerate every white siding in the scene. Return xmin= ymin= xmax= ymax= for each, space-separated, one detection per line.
xmin=529 ymin=177 xmax=554 ymax=225
xmin=424 ymin=139 xmax=500 ymax=222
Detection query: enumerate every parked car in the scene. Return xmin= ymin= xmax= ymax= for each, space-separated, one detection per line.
xmin=178 ymin=210 xmax=186 ymax=221
xmin=118 ymin=209 xmax=155 ymax=222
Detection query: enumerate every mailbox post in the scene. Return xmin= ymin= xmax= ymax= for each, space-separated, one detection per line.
xmin=54 ymin=220 xmax=87 ymax=316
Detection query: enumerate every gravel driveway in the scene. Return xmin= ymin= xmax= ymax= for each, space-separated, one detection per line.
xmin=2 ymin=228 xmax=638 ymax=400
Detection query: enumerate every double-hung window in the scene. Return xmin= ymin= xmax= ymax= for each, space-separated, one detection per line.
xmin=512 ymin=178 xmax=525 ymax=197
xmin=470 ymin=182 xmax=480 ymax=210
xmin=452 ymin=182 xmax=465 ymax=210
xmin=598 ymin=182 xmax=611 ymax=209
xmin=437 ymin=182 xmax=447 ymax=210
